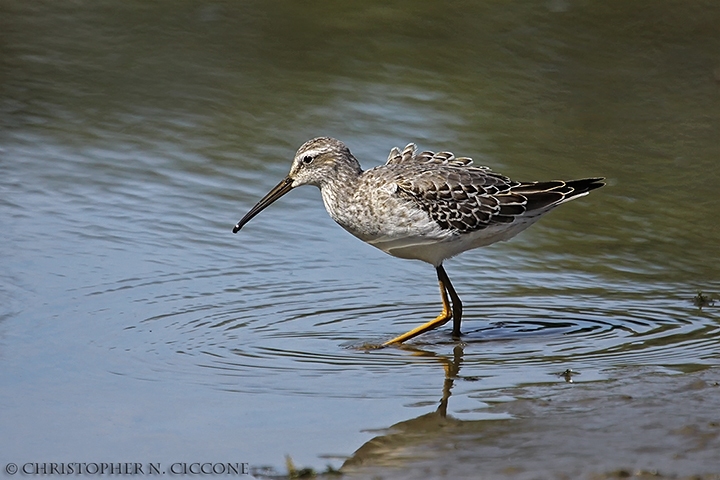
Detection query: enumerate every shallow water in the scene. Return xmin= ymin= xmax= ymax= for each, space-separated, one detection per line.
xmin=2 ymin=1 xmax=720 ymax=477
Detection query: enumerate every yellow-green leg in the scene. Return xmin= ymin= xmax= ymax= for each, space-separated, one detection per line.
xmin=383 ymin=265 xmax=463 ymax=346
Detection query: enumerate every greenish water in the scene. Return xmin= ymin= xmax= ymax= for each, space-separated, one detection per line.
xmin=2 ymin=1 xmax=719 ymax=478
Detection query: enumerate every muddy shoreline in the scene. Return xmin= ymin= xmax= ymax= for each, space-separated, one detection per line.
xmin=339 ymin=366 xmax=720 ymax=479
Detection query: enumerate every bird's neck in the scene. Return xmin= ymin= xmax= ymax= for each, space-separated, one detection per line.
xmin=318 ymin=156 xmax=363 ymax=226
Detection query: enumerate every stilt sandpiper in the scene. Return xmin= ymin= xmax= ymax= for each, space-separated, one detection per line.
xmin=233 ymin=137 xmax=604 ymax=346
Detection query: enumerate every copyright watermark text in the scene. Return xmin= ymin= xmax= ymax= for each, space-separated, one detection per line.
xmin=4 ymin=463 xmax=249 ymax=476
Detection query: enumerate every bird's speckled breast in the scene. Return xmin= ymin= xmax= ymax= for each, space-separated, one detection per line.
xmin=320 ymin=166 xmax=448 ymax=244
xmin=318 ymin=166 xmax=454 ymax=265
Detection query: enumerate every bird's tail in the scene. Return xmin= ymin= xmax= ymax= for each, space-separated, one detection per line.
xmin=562 ymin=177 xmax=606 ymax=201
xmin=508 ymin=177 xmax=605 ymax=212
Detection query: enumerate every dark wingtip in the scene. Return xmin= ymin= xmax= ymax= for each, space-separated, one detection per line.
xmin=566 ymin=177 xmax=606 ymax=196
xmin=584 ymin=177 xmax=606 ymax=192
xmin=232 ymin=224 xmax=241 ymax=234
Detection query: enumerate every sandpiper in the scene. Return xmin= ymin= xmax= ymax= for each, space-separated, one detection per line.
xmin=233 ymin=137 xmax=604 ymax=346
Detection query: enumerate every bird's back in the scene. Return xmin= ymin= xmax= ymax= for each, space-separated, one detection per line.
xmin=332 ymin=143 xmax=603 ymax=265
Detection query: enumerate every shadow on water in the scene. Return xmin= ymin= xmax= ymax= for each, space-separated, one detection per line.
xmin=338 ymin=343 xmax=720 ymax=480
xmin=342 ymin=345 xmax=473 ymax=470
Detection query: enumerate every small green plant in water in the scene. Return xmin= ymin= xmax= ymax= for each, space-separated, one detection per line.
xmin=693 ymin=291 xmax=716 ymax=309
xmin=284 ymin=456 xmax=341 ymax=479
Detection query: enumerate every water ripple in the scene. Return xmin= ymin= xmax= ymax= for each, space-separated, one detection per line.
xmin=92 ymin=261 xmax=720 ymax=395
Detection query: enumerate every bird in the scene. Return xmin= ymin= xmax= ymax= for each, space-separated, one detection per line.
xmin=233 ymin=137 xmax=604 ymax=346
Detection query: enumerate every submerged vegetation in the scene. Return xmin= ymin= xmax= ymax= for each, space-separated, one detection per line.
xmin=693 ymin=291 xmax=716 ymax=309
xmin=284 ymin=456 xmax=341 ymax=479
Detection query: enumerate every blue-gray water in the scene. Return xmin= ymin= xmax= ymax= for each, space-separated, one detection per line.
xmin=2 ymin=1 xmax=719 ymax=478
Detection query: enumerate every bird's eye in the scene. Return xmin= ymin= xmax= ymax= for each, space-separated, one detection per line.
xmin=302 ymin=155 xmax=313 ymax=164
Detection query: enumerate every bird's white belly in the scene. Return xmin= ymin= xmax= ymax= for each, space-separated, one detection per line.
xmin=367 ymin=215 xmax=545 ymax=266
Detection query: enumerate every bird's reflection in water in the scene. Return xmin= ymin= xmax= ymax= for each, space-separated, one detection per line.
xmin=342 ymin=344 xmax=485 ymax=471
xmin=433 ymin=344 xmax=463 ymax=418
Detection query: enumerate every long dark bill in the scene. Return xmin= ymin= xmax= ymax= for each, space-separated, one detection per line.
xmin=232 ymin=177 xmax=294 ymax=233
